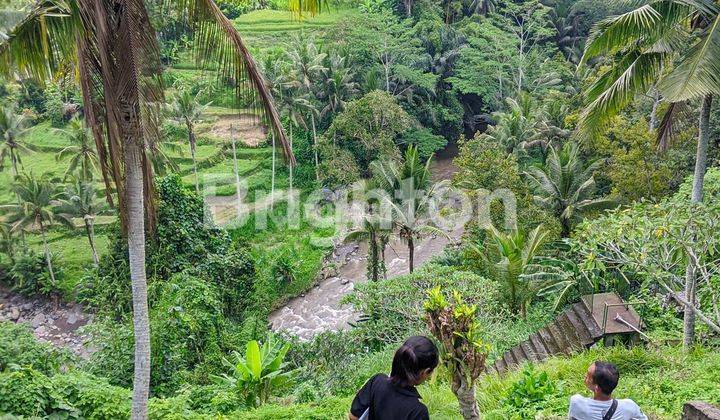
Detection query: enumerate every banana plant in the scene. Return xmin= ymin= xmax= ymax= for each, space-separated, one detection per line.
xmin=214 ymin=334 xmax=294 ymax=408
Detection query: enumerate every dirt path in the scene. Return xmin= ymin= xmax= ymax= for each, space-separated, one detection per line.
xmin=268 ymin=147 xmax=462 ymax=340
xmin=0 ymin=285 xmax=93 ymax=358
xmin=209 ymin=114 xmax=267 ymax=146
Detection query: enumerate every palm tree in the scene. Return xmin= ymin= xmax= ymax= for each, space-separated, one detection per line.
xmin=1 ymin=173 xmax=70 ymax=288
xmin=168 ymin=89 xmax=209 ymax=193
xmin=317 ymin=52 xmax=358 ymax=122
xmin=372 ymin=146 xmax=449 ymax=273
xmin=482 ymin=93 xmax=540 ymax=154
xmin=0 ymin=222 xmax=19 ymax=264
xmin=0 ymin=104 xmax=31 ymax=179
xmin=580 ymin=0 xmax=719 ymax=201
xmin=288 ymin=39 xmax=326 ymax=181
xmin=344 ymin=181 xmax=392 ymax=282
xmin=55 ymin=116 xmax=99 ymax=181
xmin=56 ymin=179 xmax=108 ymax=266
xmin=484 ymin=224 xmax=549 ymax=318
xmin=579 ymin=0 xmax=719 ymax=348
xmin=1 ymin=1 xmax=296 ymax=416
xmin=524 ymin=143 xmax=614 ymax=237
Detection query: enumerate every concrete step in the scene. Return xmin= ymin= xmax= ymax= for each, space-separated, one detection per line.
xmin=512 ymin=345 xmax=527 ymax=367
xmin=564 ymin=309 xmax=593 ymax=347
xmin=558 ymin=313 xmax=584 ymax=351
xmin=520 ymin=340 xmax=539 ymax=363
xmin=538 ymin=326 xmax=560 ymax=355
xmin=547 ymin=322 xmax=571 ymax=355
xmin=573 ymin=302 xmax=603 ymax=340
xmin=529 ymin=333 xmax=549 ymax=360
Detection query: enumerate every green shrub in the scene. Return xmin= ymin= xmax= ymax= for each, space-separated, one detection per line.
xmin=288 ymin=331 xmax=392 ymax=399
xmin=0 ymin=368 xmax=73 ymax=417
xmin=199 ymin=247 xmax=256 ymax=319
xmin=50 ymin=371 xmax=131 ymax=419
xmin=0 ymin=321 xmax=70 ymax=375
xmin=213 ymin=334 xmax=293 ymax=409
xmin=503 ymin=365 xmax=557 ymax=418
xmin=398 ymin=127 xmax=447 ymax=160
xmin=236 ymin=396 xmax=351 ymax=420
xmin=149 ymin=392 xmax=206 ymax=419
xmin=149 ymin=272 xmax=230 ymax=394
xmin=151 ymin=175 xmax=232 ymax=277
xmin=7 ymin=250 xmax=64 ymax=297
xmin=345 ymin=264 xmax=499 ymax=346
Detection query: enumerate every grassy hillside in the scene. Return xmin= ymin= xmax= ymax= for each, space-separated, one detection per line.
xmin=238 ymin=345 xmax=720 ymax=419
xmin=234 ymin=8 xmax=358 ymax=48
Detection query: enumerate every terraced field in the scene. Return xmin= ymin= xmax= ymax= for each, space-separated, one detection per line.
xmin=234 ymin=8 xmax=358 ymax=48
xmin=1 ymin=6 xmax=348 ymax=297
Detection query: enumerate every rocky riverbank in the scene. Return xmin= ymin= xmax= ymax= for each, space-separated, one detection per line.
xmin=0 ymin=285 xmax=93 ymax=358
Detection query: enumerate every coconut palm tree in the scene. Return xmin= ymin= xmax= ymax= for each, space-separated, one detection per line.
xmin=344 ymin=180 xmax=392 ymax=282
xmin=317 ymin=52 xmax=358 ymax=122
xmin=288 ymin=39 xmax=325 ymax=181
xmin=0 ymin=221 xmax=19 ymax=264
xmin=1 ymin=173 xmax=71 ymax=288
xmin=56 ymin=179 xmax=108 ymax=266
xmin=579 ymin=0 xmax=719 ymax=202
xmin=524 ymin=142 xmax=614 ymax=237
xmin=482 ymin=92 xmax=541 ymax=154
xmin=55 ymin=116 xmax=99 ymax=181
xmin=1 ymin=1 xmax=296 ymax=416
xmin=484 ymin=224 xmax=550 ymax=318
xmin=0 ymin=104 xmax=32 ymax=179
xmin=167 ymin=89 xmax=209 ymax=193
xmin=372 ymin=146 xmax=449 ymax=273
xmin=579 ymin=0 xmax=719 ymax=348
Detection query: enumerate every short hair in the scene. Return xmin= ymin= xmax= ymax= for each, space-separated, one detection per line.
xmin=390 ymin=336 xmax=439 ymax=387
xmin=592 ymin=361 xmax=619 ymax=395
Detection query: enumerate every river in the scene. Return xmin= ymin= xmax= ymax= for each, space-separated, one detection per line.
xmin=268 ymin=143 xmax=462 ymax=340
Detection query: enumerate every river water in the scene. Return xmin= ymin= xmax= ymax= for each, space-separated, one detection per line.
xmin=268 ymin=144 xmax=462 ymax=340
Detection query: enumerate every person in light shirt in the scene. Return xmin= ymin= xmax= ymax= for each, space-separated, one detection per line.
xmin=569 ymin=361 xmax=647 ymax=420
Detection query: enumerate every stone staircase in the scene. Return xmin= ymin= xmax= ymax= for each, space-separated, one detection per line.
xmin=488 ymin=293 xmax=641 ymax=375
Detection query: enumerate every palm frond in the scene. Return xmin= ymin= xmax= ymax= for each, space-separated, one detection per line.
xmin=658 ymin=12 xmax=720 ymax=100
xmin=580 ymin=2 xmax=687 ymax=65
xmin=656 ymin=100 xmax=692 ymax=150
xmin=172 ymin=0 xmax=295 ymax=165
xmin=0 ymin=0 xmax=80 ymax=81
xmin=579 ymin=51 xmax=665 ymax=138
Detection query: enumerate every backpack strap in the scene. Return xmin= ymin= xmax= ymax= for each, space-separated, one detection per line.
xmin=603 ymin=399 xmax=618 ymax=420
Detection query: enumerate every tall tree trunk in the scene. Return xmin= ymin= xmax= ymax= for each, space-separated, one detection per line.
xmin=84 ymin=215 xmax=99 ymax=266
xmin=404 ymin=0 xmax=412 ymax=17
xmin=231 ymin=125 xmax=242 ymax=221
xmin=10 ymin=149 xmax=25 ymax=245
xmin=311 ymin=114 xmax=319 ymax=182
xmin=451 ymin=375 xmax=480 ymax=420
xmin=38 ymin=219 xmax=56 ymax=286
xmin=126 ymin=140 xmax=150 ymax=420
xmin=380 ymin=234 xmax=388 ymax=280
xmin=187 ymin=120 xmax=199 ymax=194
xmin=408 ymin=236 xmax=414 ymax=273
xmin=271 ymin=131 xmax=276 ymax=210
xmin=649 ymin=88 xmax=660 ymax=131
xmin=289 ymin=123 xmax=293 ymax=193
xmin=369 ymin=229 xmax=379 ymax=281
xmin=683 ymin=94 xmax=713 ymax=349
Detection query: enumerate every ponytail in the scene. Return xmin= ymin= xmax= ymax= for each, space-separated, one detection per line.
xmin=390 ymin=336 xmax=439 ymax=387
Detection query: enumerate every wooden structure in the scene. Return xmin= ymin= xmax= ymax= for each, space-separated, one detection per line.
xmin=488 ymin=292 xmax=643 ymax=375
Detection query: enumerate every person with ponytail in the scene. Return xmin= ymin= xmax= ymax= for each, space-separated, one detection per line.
xmin=349 ymin=336 xmax=439 ymax=420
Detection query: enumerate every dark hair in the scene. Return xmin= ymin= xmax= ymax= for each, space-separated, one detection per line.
xmin=592 ymin=361 xmax=619 ymax=395
xmin=390 ymin=336 xmax=439 ymax=388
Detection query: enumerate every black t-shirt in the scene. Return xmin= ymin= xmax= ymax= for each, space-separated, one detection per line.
xmin=350 ymin=373 xmax=430 ymax=420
